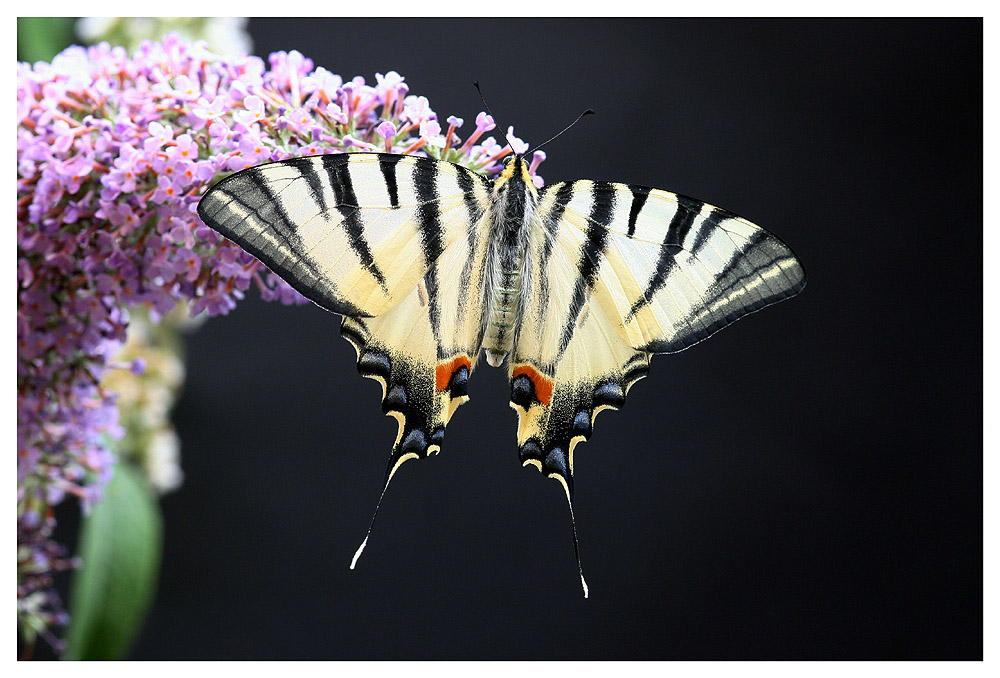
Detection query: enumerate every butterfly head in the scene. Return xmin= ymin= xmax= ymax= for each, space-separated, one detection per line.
xmin=491 ymin=109 xmax=595 ymax=194
xmin=493 ymin=153 xmax=532 ymax=193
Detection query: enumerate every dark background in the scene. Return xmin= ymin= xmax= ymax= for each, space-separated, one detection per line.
xmin=81 ymin=19 xmax=987 ymax=659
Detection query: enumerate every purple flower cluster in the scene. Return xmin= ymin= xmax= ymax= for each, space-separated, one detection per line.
xmin=17 ymin=33 xmax=546 ymax=650
xmin=17 ymin=511 xmax=76 ymax=655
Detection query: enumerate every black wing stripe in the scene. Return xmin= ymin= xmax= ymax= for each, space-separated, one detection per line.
xmin=665 ymin=195 xmax=703 ymax=248
xmin=689 ymin=206 xmax=738 ymax=255
xmin=523 ymin=182 xmax=575 ymax=369
xmin=245 ymin=167 xmax=296 ymax=240
xmin=325 ymin=158 xmax=389 ymax=291
xmin=541 ymin=182 xmax=575 ymax=251
xmin=558 ymin=181 xmax=615 ymax=356
xmin=453 ymin=165 xmax=485 ymax=329
xmin=284 ymin=156 xmax=328 ymax=214
xmin=626 ymin=184 xmax=651 ymax=238
xmin=412 ymin=159 xmax=445 ymax=353
xmin=701 ymin=230 xmax=779 ymax=309
xmin=625 ymin=195 xmax=704 ymax=321
xmin=376 ymin=153 xmax=403 ymax=208
xmin=200 ymin=171 xmax=366 ymax=317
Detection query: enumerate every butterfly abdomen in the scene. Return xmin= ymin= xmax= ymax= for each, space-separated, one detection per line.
xmin=482 ymin=156 xmax=538 ymax=367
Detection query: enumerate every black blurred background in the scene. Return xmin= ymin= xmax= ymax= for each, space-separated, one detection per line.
xmin=65 ymin=18 xmax=985 ymax=659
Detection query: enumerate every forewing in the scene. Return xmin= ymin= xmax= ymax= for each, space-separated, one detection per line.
xmin=538 ymin=180 xmax=806 ymax=353
xmin=198 ymin=152 xmax=487 ymax=318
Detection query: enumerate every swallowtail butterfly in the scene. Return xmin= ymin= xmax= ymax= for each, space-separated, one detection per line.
xmin=198 ymin=148 xmax=806 ymax=596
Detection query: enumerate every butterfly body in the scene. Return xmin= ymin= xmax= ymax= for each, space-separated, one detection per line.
xmin=198 ymin=150 xmax=805 ymax=594
xmin=482 ymin=154 xmax=537 ymax=366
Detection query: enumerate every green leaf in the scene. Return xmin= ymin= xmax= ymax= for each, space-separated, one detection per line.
xmin=63 ymin=463 xmax=163 ymax=660
xmin=17 ymin=17 xmax=77 ymax=64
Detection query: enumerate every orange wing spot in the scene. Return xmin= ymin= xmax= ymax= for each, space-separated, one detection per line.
xmin=513 ymin=364 xmax=554 ymax=406
xmin=435 ymin=355 xmax=472 ymax=391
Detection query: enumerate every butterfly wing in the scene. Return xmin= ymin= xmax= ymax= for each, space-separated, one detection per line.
xmin=199 ymin=152 xmax=492 ymax=514
xmin=198 ymin=153 xmax=484 ymax=318
xmin=513 ymin=179 xmax=805 ymax=468
xmin=510 ymin=180 xmax=805 ymax=590
xmin=573 ymin=182 xmax=806 ymax=353
xmin=339 ymin=186 xmax=491 ymax=477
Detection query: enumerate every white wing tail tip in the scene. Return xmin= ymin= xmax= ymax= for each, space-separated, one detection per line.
xmin=581 ymin=574 xmax=589 ymax=598
xmin=350 ymin=535 xmax=369 ymax=570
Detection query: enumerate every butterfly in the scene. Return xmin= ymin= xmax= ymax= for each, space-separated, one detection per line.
xmin=197 ymin=149 xmax=806 ymax=596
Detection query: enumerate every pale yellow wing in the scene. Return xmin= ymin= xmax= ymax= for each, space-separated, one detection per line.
xmin=200 ymin=152 xmax=495 ymax=566
xmin=510 ymin=179 xmax=805 ymax=595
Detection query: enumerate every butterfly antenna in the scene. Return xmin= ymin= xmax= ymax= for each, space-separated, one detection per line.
xmin=473 ymin=80 xmax=512 ymax=154
xmin=529 ymin=109 xmax=595 ymax=156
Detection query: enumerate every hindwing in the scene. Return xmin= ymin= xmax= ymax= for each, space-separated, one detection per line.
xmin=339 ymin=204 xmax=491 ymax=481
